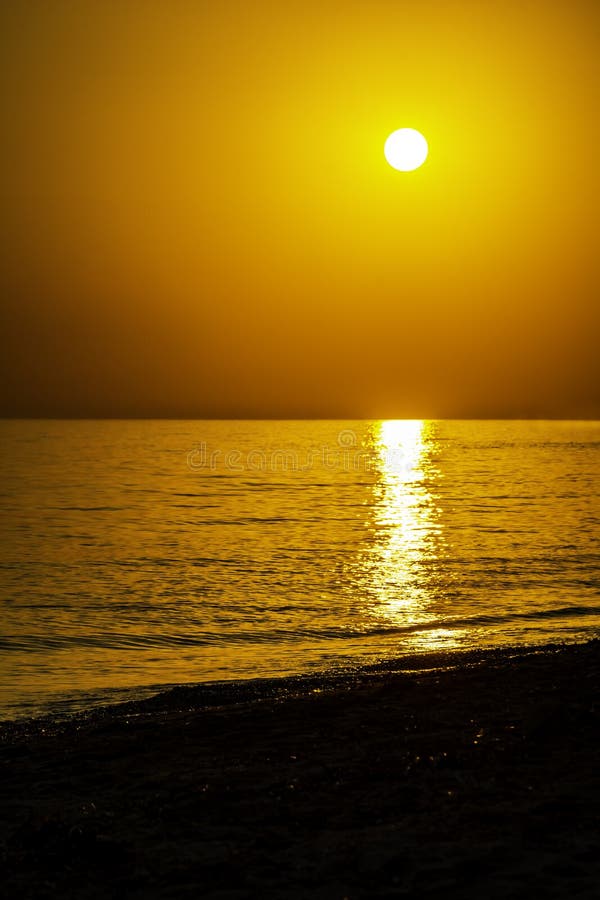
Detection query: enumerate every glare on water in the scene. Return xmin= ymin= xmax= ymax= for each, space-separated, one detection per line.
xmin=358 ymin=420 xmax=464 ymax=650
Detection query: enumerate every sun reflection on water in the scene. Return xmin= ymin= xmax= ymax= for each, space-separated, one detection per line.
xmin=364 ymin=420 xmax=461 ymax=651
xmin=373 ymin=420 xmax=435 ymax=610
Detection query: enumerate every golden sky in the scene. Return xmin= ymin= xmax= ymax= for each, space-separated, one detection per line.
xmin=1 ymin=0 xmax=598 ymax=417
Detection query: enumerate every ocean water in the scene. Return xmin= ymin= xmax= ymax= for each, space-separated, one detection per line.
xmin=1 ymin=419 xmax=599 ymax=719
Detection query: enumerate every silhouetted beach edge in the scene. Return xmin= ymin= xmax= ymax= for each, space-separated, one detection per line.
xmin=1 ymin=640 xmax=599 ymax=898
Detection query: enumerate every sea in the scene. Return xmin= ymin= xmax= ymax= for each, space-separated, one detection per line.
xmin=1 ymin=419 xmax=599 ymax=720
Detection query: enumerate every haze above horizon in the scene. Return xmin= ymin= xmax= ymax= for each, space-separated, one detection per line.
xmin=0 ymin=1 xmax=598 ymax=419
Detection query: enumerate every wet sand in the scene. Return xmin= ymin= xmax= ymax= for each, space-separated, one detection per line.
xmin=1 ymin=640 xmax=599 ymax=898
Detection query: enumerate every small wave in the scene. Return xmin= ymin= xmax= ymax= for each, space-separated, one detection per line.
xmin=46 ymin=506 xmax=126 ymax=512
xmin=3 ymin=603 xmax=599 ymax=654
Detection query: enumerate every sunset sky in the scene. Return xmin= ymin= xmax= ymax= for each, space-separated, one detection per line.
xmin=1 ymin=0 xmax=598 ymax=418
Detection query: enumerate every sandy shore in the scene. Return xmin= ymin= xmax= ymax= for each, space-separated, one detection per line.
xmin=1 ymin=641 xmax=599 ymax=898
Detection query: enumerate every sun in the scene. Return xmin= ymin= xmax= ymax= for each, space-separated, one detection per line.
xmin=384 ymin=128 xmax=428 ymax=172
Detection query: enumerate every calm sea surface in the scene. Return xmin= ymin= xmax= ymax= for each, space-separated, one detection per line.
xmin=1 ymin=419 xmax=599 ymax=719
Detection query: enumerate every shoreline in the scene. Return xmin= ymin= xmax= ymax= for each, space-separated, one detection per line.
xmin=1 ymin=639 xmax=599 ymax=898
xmin=2 ymin=637 xmax=594 ymax=729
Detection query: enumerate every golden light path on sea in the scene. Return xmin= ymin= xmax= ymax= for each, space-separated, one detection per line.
xmin=368 ymin=419 xmax=462 ymax=651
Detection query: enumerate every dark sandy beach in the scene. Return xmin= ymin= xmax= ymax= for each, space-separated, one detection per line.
xmin=1 ymin=641 xmax=599 ymax=899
